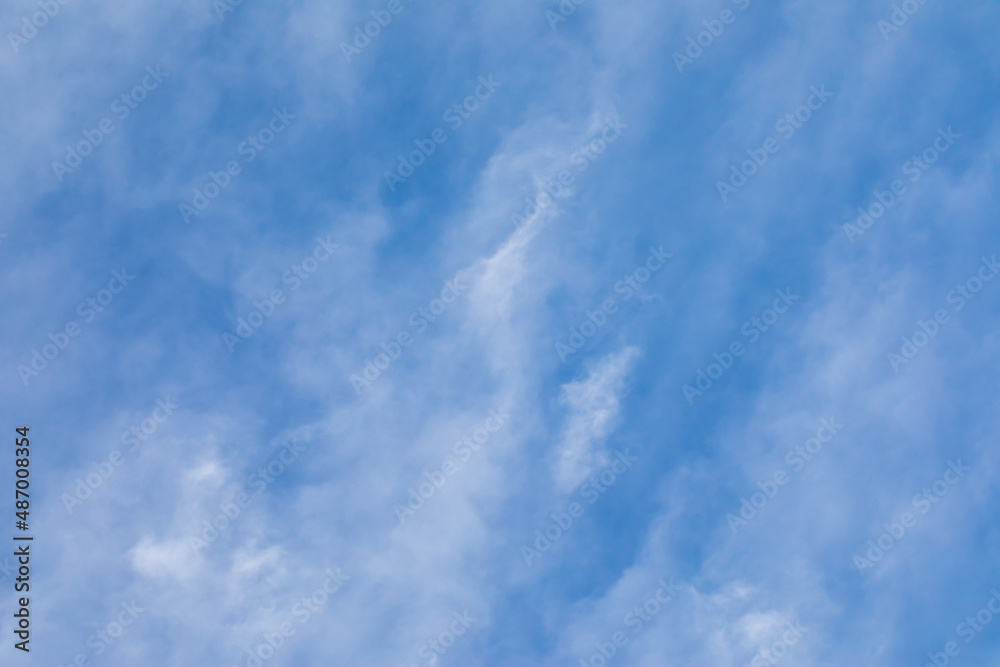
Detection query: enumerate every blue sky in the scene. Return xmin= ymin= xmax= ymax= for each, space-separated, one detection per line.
xmin=1 ymin=0 xmax=999 ymax=665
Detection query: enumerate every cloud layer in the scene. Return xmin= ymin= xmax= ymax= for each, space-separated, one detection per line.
xmin=1 ymin=0 xmax=999 ymax=665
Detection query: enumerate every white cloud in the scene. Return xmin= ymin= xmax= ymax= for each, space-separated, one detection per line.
xmin=555 ymin=345 xmax=641 ymax=491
